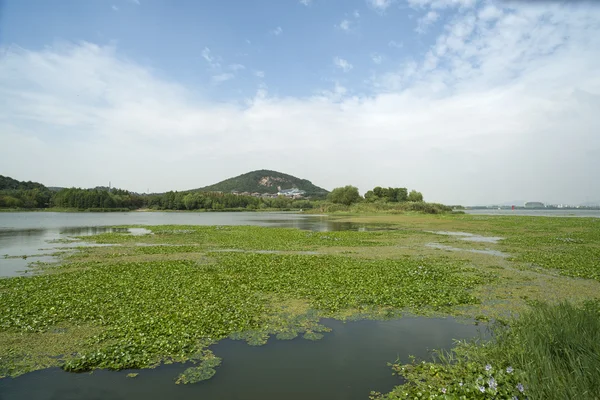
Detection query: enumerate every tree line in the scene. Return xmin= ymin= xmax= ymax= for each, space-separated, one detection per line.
xmin=1 ymin=174 xmax=431 ymax=211
xmin=327 ymin=185 xmax=424 ymax=206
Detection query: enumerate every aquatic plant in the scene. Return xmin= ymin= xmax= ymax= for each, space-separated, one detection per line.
xmin=373 ymin=301 xmax=600 ymax=400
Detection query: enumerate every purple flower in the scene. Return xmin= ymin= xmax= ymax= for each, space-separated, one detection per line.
xmin=485 ymin=364 xmax=492 ymax=371
xmin=512 ymin=397 xmax=518 ymax=400
xmin=517 ymin=383 xmax=525 ymax=393
xmin=441 ymin=388 xmax=447 ymax=394
xmin=488 ymin=377 xmax=498 ymax=390
xmin=478 ymin=385 xmax=486 ymax=393
xmin=507 ymin=366 xmax=514 ymax=373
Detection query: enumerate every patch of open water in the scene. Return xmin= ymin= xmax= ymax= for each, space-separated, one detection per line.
xmin=0 ymin=317 xmax=487 ymax=400
xmin=426 ymin=231 xmax=503 ymax=244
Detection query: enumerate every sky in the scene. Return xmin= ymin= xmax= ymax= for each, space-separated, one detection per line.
xmin=0 ymin=0 xmax=599 ymax=205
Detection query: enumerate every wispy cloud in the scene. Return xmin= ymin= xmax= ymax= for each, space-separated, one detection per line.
xmin=2 ymin=3 xmax=599 ymax=205
xmin=111 ymin=5 xmax=119 ymax=11
xmin=338 ymin=19 xmax=351 ymax=31
xmin=408 ymin=0 xmax=475 ymax=8
xmin=129 ymin=0 xmax=141 ymax=4
xmin=388 ymin=40 xmax=403 ymax=48
xmin=353 ymin=10 xmax=360 ymax=18
xmin=229 ymin=64 xmax=245 ymax=71
xmin=211 ymin=73 xmax=235 ymax=83
xmin=201 ymin=47 xmax=221 ymax=69
xmin=299 ymin=0 xmax=311 ymax=5
xmin=271 ymin=26 xmax=283 ymax=36
xmin=416 ymin=11 xmax=439 ymax=34
xmin=367 ymin=0 xmax=395 ymax=12
xmin=255 ymin=71 xmax=265 ymax=78
xmin=371 ymin=53 xmax=384 ymax=64
xmin=333 ymin=57 xmax=353 ymax=72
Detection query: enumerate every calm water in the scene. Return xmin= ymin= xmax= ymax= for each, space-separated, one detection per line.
xmin=0 ymin=212 xmax=360 ymax=277
xmin=465 ymin=209 xmax=600 ymax=217
xmin=0 ymin=317 xmax=485 ymax=400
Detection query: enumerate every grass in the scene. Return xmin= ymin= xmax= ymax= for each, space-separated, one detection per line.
xmin=372 ymin=301 xmax=600 ymax=400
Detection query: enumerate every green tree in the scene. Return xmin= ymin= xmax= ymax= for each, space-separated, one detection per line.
xmin=327 ymin=185 xmax=361 ymax=206
xmin=408 ymin=190 xmax=424 ymax=202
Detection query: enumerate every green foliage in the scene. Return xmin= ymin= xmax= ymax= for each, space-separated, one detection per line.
xmin=375 ymin=301 xmax=600 ymax=400
xmin=365 ymin=187 xmax=408 ymax=203
xmin=328 ymin=185 xmax=362 ymax=205
xmin=0 ymin=225 xmax=489 ymax=376
xmin=51 ymin=188 xmax=143 ymax=210
xmin=0 ymin=175 xmax=52 ymax=208
xmin=176 ymin=353 xmax=222 ymax=384
xmin=314 ymin=201 xmax=452 ymax=214
xmin=408 ymin=190 xmax=424 ymax=202
xmin=194 ymin=169 xmax=329 ymax=198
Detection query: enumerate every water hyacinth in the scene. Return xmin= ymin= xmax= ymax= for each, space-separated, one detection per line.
xmin=506 ymin=366 xmax=514 ymax=373
xmin=488 ymin=377 xmax=497 ymax=391
xmin=485 ymin=364 xmax=492 ymax=372
xmin=478 ymin=385 xmax=486 ymax=393
xmin=517 ymin=383 xmax=524 ymax=393
xmin=441 ymin=388 xmax=446 ymax=394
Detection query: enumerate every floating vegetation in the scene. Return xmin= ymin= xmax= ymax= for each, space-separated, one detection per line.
xmin=175 ymin=352 xmax=222 ymax=384
xmin=1 ymin=216 xmax=600 ymax=389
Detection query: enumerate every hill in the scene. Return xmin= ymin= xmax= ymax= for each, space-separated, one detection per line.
xmin=0 ymin=175 xmax=47 ymax=191
xmin=195 ymin=170 xmax=329 ymax=197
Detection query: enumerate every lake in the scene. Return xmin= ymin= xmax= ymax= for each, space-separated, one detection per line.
xmin=0 ymin=211 xmax=489 ymax=400
xmin=464 ymin=209 xmax=600 ymax=217
xmin=0 ymin=212 xmax=359 ymax=277
xmin=0 ymin=317 xmax=485 ymax=400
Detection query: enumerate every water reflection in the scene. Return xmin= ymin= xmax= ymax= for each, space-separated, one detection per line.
xmin=0 ymin=317 xmax=486 ymax=400
xmin=0 ymin=213 xmax=375 ymax=277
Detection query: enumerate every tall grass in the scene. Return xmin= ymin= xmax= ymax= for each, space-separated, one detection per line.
xmin=379 ymin=301 xmax=600 ymax=399
xmin=497 ymin=301 xmax=600 ymax=399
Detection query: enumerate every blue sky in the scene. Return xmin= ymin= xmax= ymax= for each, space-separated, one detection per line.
xmin=2 ymin=0 xmax=435 ymax=100
xmin=1 ymin=0 xmax=599 ymax=205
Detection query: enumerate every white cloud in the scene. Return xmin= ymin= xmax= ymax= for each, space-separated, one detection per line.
xmin=388 ymin=40 xmax=403 ymax=48
xmin=129 ymin=0 xmax=141 ymax=4
xmin=367 ymin=0 xmax=395 ymax=12
xmin=229 ymin=64 xmax=245 ymax=71
xmin=371 ymin=53 xmax=384 ymax=64
xmin=212 ymin=73 xmax=235 ymax=83
xmin=354 ymin=10 xmax=361 ymax=18
xmin=333 ymin=57 xmax=353 ymax=72
xmin=408 ymin=0 xmax=476 ymax=9
xmin=338 ymin=19 xmax=351 ymax=31
xmin=111 ymin=5 xmax=119 ymax=11
xmin=1 ymin=3 xmax=600 ymax=205
xmin=478 ymin=4 xmax=503 ymax=21
xmin=201 ymin=47 xmax=214 ymax=63
xmin=201 ymin=47 xmax=221 ymax=69
xmin=299 ymin=0 xmax=311 ymax=5
xmin=255 ymin=71 xmax=265 ymax=78
xmin=271 ymin=26 xmax=283 ymax=36
xmin=416 ymin=10 xmax=439 ymax=34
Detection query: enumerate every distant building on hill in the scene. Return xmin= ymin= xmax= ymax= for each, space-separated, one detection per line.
xmin=277 ymin=186 xmax=306 ymax=198
xmin=525 ymin=202 xmax=545 ymax=208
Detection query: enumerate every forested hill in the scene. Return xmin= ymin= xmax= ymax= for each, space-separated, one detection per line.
xmin=195 ymin=170 xmax=329 ymax=197
xmin=0 ymin=175 xmax=47 ymax=191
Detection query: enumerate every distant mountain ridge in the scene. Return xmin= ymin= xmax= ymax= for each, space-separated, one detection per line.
xmin=194 ymin=170 xmax=329 ymax=197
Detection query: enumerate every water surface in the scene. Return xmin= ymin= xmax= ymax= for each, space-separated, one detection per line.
xmin=0 ymin=212 xmax=358 ymax=277
xmin=464 ymin=209 xmax=600 ymax=218
xmin=0 ymin=317 xmax=485 ymax=400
